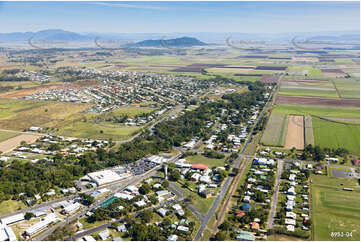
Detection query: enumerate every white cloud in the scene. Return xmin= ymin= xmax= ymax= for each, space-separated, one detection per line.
xmin=92 ymin=2 xmax=167 ymax=10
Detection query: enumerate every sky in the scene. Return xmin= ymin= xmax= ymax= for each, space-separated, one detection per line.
xmin=0 ymin=1 xmax=359 ymax=33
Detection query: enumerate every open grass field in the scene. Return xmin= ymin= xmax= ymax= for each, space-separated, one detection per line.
xmin=304 ymin=116 xmax=314 ymax=146
xmin=110 ymin=106 xmax=155 ymax=116
xmin=273 ymin=104 xmax=360 ymax=119
xmin=0 ymin=130 xmax=18 ymax=142
xmin=333 ymin=78 xmax=360 ymax=99
xmin=279 ymin=88 xmax=339 ymax=98
xmin=311 ymin=174 xmax=360 ymax=241
xmin=312 ymin=117 xmax=360 ymax=155
xmin=260 ymin=112 xmax=288 ymax=147
xmin=55 ymin=120 xmax=142 ymax=141
xmin=0 ymin=99 xmax=91 ymax=131
xmin=0 ymin=200 xmax=26 ymax=216
xmin=186 ymin=154 xmax=227 ymax=168
xmin=287 ymin=66 xmax=322 ymax=76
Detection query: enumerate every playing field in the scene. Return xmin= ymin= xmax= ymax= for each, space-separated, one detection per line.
xmin=312 ymin=117 xmax=360 ymax=155
xmin=186 ymin=154 xmax=227 ymax=167
xmin=0 ymin=130 xmax=18 ymax=142
xmin=261 ymin=112 xmax=288 ymax=147
xmin=311 ymin=175 xmax=360 ymax=241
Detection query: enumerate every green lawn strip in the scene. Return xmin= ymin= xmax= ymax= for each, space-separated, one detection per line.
xmin=185 ymin=154 xmax=228 ymax=168
xmin=311 ymin=175 xmax=360 ymax=241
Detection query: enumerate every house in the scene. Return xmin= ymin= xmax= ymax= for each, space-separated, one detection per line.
xmin=200 ymin=175 xmax=211 ymax=183
xmin=192 ymin=163 xmax=209 ymax=171
xmin=236 ymin=211 xmax=245 ymax=218
xmin=156 ymin=190 xmax=171 ymax=197
xmin=236 ymin=230 xmax=255 ymax=241
xmin=167 ymin=234 xmax=178 ymax=241
xmin=287 ymin=225 xmax=295 ymax=232
xmin=189 ymin=172 xmax=200 ymax=181
xmin=288 ymin=187 xmax=296 ymax=195
xmin=286 ymin=212 xmax=297 ymax=219
xmin=117 ymin=224 xmax=127 ymax=233
xmin=82 ymin=235 xmax=97 ymax=242
xmin=250 ymin=222 xmax=259 ymax=230
xmin=99 ymin=229 xmax=110 ymax=240
xmin=241 ymin=204 xmax=250 ymax=211
xmin=200 ymin=190 xmax=212 ymax=198
xmin=243 ymin=196 xmax=250 ymax=203
xmin=285 ymin=218 xmax=296 ymax=226
xmin=153 ymin=183 xmax=162 ymax=189
xmin=62 ymin=202 xmax=81 ymax=214
xmin=177 ymin=226 xmax=189 ymax=232
xmin=134 ymin=200 xmax=146 ymax=207
xmin=157 ymin=208 xmax=168 ymax=217
xmin=34 ymin=194 xmax=41 ymax=200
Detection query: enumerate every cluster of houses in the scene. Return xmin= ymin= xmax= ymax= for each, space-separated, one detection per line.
xmin=281 ymin=163 xmax=311 ymax=233
xmin=15 ymin=70 xmax=51 ymax=83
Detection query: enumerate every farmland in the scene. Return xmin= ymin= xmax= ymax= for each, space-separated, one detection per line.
xmin=284 ymin=115 xmax=304 ymax=149
xmin=276 ymin=95 xmax=360 ymax=108
xmin=278 ymin=88 xmax=339 ymax=98
xmin=312 ymin=117 xmax=360 ymax=155
xmin=260 ymin=112 xmax=288 ymax=147
xmin=311 ymin=175 xmax=360 ymax=241
xmin=304 ymin=116 xmax=314 ymax=146
xmin=0 ymin=130 xmax=18 ymax=142
xmin=286 ymin=66 xmax=322 ymax=76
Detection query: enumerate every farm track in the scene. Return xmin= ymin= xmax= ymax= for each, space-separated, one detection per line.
xmin=330 ymin=79 xmax=342 ymax=98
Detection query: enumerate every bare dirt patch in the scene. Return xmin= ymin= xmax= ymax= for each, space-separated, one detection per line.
xmin=284 ymin=115 xmax=304 ymax=150
xmin=284 ymin=79 xmax=328 ymax=83
xmin=276 ymin=95 xmax=360 ymax=108
xmin=0 ymin=133 xmax=42 ymax=153
xmin=260 ymin=75 xmax=280 ymax=83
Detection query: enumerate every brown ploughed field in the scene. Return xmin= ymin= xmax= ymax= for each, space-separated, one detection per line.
xmin=276 ymin=95 xmax=360 ymax=108
xmin=284 ymin=115 xmax=304 ymax=150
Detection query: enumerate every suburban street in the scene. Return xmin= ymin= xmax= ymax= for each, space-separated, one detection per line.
xmin=267 ymin=159 xmax=284 ymax=229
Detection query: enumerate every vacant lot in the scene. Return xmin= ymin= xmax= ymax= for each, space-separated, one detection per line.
xmin=284 ymin=115 xmax=304 ymax=149
xmin=311 ymin=175 xmax=360 ymax=241
xmin=276 ymin=95 xmax=360 ymax=108
xmin=0 ymin=200 xmax=26 ymax=216
xmin=312 ymin=117 xmax=360 ymax=155
xmin=0 ymin=100 xmax=91 ymax=131
xmin=0 ymin=133 xmax=42 ymax=153
xmin=186 ymin=154 xmax=227 ymax=168
xmin=261 ymin=112 xmax=288 ymax=147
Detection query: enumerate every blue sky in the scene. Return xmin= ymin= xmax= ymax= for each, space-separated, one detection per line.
xmin=0 ymin=1 xmax=359 ymax=33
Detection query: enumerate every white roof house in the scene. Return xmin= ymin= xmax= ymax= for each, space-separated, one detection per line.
xmin=134 ymin=200 xmax=146 ymax=207
xmin=99 ymin=229 xmax=110 ymax=240
xmin=83 ymin=235 xmax=97 ymax=241
xmin=168 ymin=234 xmax=178 ymax=241
xmin=157 ymin=208 xmax=168 ymax=217
xmin=285 ymin=218 xmax=296 ymax=226
xmin=177 ymin=226 xmax=189 ymax=232
xmin=62 ymin=202 xmax=81 ymax=214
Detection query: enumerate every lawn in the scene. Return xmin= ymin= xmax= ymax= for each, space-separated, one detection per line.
xmin=287 ymin=66 xmax=322 ymax=77
xmin=0 ymin=130 xmax=18 ymax=142
xmin=312 ymin=117 xmax=360 ymax=155
xmin=311 ymin=175 xmax=360 ymax=241
xmin=186 ymin=154 xmax=227 ymax=168
xmin=0 ymin=200 xmax=26 ymax=216
xmin=260 ymin=112 xmax=288 ymax=147
xmin=56 ymin=120 xmax=142 ymax=141
xmin=279 ymin=88 xmax=339 ymax=98
xmin=273 ymin=104 xmax=360 ymax=119
xmin=107 ymin=106 xmax=155 ymax=117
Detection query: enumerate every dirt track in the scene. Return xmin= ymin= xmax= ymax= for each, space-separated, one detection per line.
xmin=276 ymin=95 xmax=360 ymax=108
xmin=284 ymin=115 xmax=304 ymax=150
xmin=0 ymin=133 xmax=42 ymax=153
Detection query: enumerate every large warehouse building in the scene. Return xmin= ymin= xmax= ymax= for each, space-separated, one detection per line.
xmin=86 ymin=170 xmax=131 ymax=186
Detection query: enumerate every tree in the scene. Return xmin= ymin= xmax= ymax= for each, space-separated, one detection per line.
xmin=79 ymin=193 xmax=95 ymax=205
xmin=139 ymin=184 xmax=151 ymax=195
xmin=219 ymin=220 xmax=231 ymax=231
xmin=169 ymin=170 xmax=181 ymax=181
xmin=162 ymin=180 xmax=169 ymax=188
xmin=25 ymin=212 xmax=35 ymax=220
xmin=139 ymin=210 xmax=153 ymax=223
xmin=215 ymin=231 xmax=227 ymax=241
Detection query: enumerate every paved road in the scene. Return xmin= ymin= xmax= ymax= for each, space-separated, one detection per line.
xmin=194 ymin=85 xmax=276 ymax=240
xmin=267 ymin=159 xmax=284 ymax=229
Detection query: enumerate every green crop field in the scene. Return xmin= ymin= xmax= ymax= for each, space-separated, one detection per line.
xmin=279 ymin=88 xmax=339 ymax=98
xmin=273 ymin=104 xmax=360 ymax=119
xmin=304 ymin=116 xmax=314 ymax=146
xmin=260 ymin=112 xmax=288 ymax=147
xmin=333 ymin=78 xmax=360 ymax=99
xmin=287 ymin=66 xmax=322 ymax=76
xmin=311 ymin=175 xmax=360 ymax=241
xmin=312 ymin=117 xmax=360 ymax=155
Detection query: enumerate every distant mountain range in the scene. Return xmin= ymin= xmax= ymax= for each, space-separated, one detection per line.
xmin=0 ymin=29 xmax=359 ymax=44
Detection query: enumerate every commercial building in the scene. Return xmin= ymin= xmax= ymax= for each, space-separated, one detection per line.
xmin=25 ymin=213 xmax=57 ymax=236
xmin=87 ymin=170 xmax=130 ymax=186
xmin=0 ymin=213 xmax=25 ymax=225
xmin=0 ymin=223 xmax=17 ymax=241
